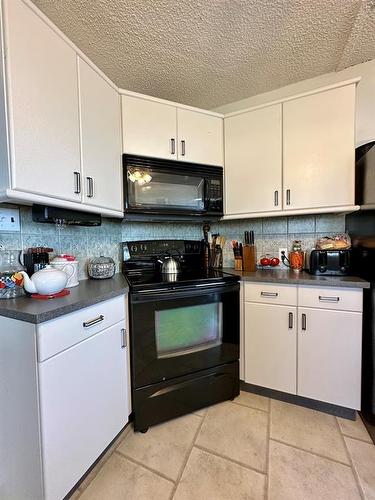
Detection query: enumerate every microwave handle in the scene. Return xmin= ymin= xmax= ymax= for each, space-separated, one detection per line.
xmin=203 ymin=179 xmax=209 ymax=210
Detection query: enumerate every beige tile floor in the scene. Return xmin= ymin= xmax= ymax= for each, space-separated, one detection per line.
xmin=71 ymin=392 xmax=375 ymax=500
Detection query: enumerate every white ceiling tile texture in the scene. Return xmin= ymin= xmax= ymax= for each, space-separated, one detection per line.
xmin=31 ymin=0 xmax=375 ymax=108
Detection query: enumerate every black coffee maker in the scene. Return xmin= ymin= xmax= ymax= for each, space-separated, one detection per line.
xmin=23 ymin=247 xmax=53 ymax=276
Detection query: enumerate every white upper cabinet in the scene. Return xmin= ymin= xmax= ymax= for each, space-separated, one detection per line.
xmin=4 ymin=0 xmax=81 ymax=202
xmin=122 ymin=95 xmax=177 ymax=160
xmin=121 ymin=93 xmax=223 ymax=166
xmin=177 ymin=109 xmax=223 ymax=166
xmin=225 ymin=104 xmax=282 ymax=215
xmin=283 ymin=84 xmax=356 ymax=210
xmin=78 ymin=58 xmax=122 ymax=212
xmin=223 ymin=81 xmax=358 ymax=219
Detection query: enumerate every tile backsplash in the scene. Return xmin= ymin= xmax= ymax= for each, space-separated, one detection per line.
xmin=211 ymin=213 xmax=346 ymax=267
xmin=0 ymin=204 xmax=346 ymax=278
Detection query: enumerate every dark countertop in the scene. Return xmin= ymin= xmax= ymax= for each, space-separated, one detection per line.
xmin=223 ymin=268 xmax=370 ymax=289
xmin=0 ymin=274 xmax=129 ymax=324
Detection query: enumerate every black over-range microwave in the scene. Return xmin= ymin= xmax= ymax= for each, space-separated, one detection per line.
xmin=123 ymin=155 xmax=223 ymax=221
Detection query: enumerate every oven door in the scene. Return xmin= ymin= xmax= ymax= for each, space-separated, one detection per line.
xmin=129 ymin=282 xmax=240 ymax=389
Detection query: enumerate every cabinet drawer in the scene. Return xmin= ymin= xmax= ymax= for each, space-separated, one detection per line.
xmin=37 ymin=295 xmax=126 ymax=361
xmin=298 ymin=286 xmax=362 ymax=312
xmin=244 ymin=282 xmax=297 ymax=305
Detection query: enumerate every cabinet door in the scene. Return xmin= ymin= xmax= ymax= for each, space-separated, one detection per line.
xmin=225 ymin=104 xmax=282 ymax=215
xmin=298 ymin=307 xmax=362 ymax=409
xmin=177 ymin=109 xmax=223 ymax=166
xmin=4 ymin=0 xmax=81 ymax=202
xmin=38 ymin=322 xmax=129 ymax=500
xmin=79 ymin=59 xmax=123 ymax=212
xmin=245 ymin=302 xmax=297 ymax=394
xmin=122 ymin=95 xmax=177 ymax=160
xmin=283 ymin=85 xmax=355 ymax=210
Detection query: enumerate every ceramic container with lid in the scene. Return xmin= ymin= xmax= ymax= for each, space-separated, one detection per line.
xmin=50 ymin=254 xmax=79 ymax=288
xmin=87 ymin=256 xmax=116 ymax=279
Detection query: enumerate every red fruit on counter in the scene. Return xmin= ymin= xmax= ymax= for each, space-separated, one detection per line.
xmin=270 ymin=257 xmax=280 ymax=267
xmin=260 ymin=257 xmax=271 ymax=267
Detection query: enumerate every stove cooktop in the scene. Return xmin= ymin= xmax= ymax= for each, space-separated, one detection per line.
xmin=124 ymin=268 xmax=239 ymax=290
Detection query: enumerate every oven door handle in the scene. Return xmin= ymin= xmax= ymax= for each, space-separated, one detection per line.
xmin=131 ymin=282 xmax=240 ymax=302
xmin=137 ymin=282 xmax=230 ymax=293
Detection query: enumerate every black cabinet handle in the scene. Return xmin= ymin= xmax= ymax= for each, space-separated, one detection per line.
xmin=74 ymin=171 xmax=81 ymax=194
xmin=121 ymin=328 xmax=127 ymax=348
xmin=286 ymin=189 xmax=291 ymax=206
xmin=274 ymin=190 xmax=279 ymax=207
xmin=261 ymin=291 xmax=278 ymax=297
xmin=87 ymin=177 xmax=94 ymax=198
xmin=288 ymin=312 xmax=293 ymax=329
xmin=301 ymin=313 xmax=307 ymax=331
xmin=319 ymin=295 xmax=340 ymax=302
xmin=170 ymin=138 xmax=176 ymax=155
xmin=181 ymin=140 xmax=186 ymax=156
xmin=83 ymin=315 xmax=104 ymax=328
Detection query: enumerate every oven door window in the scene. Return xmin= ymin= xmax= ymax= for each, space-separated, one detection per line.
xmin=155 ymin=302 xmax=223 ymax=358
xmin=127 ymin=168 xmax=205 ymax=211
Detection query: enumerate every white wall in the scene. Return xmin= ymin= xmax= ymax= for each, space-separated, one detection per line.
xmin=214 ymin=59 xmax=375 ymax=147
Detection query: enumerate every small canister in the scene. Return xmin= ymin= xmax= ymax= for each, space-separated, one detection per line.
xmin=289 ymin=240 xmax=304 ymax=272
xmin=50 ymin=255 xmax=79 ymax=288
xmin=87 ymin=256 xmax=116 ymax=279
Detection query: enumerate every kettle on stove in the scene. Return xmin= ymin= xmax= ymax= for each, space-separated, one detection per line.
xmin=158 ymin=253 xmax=181 ymax=274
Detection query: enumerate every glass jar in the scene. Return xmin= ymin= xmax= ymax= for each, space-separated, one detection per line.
xmin=87 ymin=256 xmax=116 ymax=280
xmin=0 ymin=250 xmax=25 ymax=299
xmin=289 ymin=240 xmax=304 ymax=272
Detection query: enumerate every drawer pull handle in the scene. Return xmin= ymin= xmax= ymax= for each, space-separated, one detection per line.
xmin=319 ymin=296 xmax=340 ymax=302
xmin=83 ymin=315 xmax=104 ymax=328
xmin=288 ymin=312 xmax=293 ymax=329
xmin=301 ymin=313 xmax=307 ymax=331
xmin=121 ymin=328 xmax=127 ymax=349
xmin=261 ymin=291 xmax=278 ymax=297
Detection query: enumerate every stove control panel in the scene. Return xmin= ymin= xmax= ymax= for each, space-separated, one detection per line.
xmin=122 ymin=240 xmax=201 ymax=260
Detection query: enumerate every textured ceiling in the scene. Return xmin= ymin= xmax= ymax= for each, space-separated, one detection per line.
xmin=31 ymin=0 xmax=375 ymax=109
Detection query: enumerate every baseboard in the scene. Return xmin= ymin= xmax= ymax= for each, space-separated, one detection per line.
xmin=240 ymin=381 xmax=356 ymax=420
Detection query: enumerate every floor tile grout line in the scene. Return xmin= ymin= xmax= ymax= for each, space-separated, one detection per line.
xmin=115 ymin=449 xmax=176 ymax=485
xmin=230 ymin=400 xmax=270 ymax=414
xmin=341 ymin=434 xmax=374 ymax=445
xmin=193 ymin=443 xmax=267 ymax=477
xmin=336 ymin=414 xmax=373 ymax=445
xmin=265 ymin=399 xmax=272 ymax=500
xmin=334 ymin=417 xmax=366 ymax=500
xmin=269 ymin=437 xmax=354 ymax=468
xmin=169 ymin=410 xmax=207 ymax=500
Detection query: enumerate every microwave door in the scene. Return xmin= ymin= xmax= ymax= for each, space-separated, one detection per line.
xmin=127 ymin=168 xmax=206 ymax=213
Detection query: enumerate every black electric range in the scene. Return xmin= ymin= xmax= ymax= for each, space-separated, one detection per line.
xmin=122 ymin=240 xmax=240 ymax=432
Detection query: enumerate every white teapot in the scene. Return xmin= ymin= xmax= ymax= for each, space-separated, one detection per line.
xmin=20 ymin=266 xmax=67 ymax=295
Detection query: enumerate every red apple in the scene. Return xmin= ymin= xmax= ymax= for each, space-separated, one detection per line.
xmin=270 ymin=257 xmax=280 ymax=267
xmin=260 ymin=256 xmax=271 ymax=267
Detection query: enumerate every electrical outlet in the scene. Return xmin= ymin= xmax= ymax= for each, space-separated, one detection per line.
xmin=279 ymin=247 xmax=288 ymax=266
xmin=0 ymin=207 xmax=20 ymax=232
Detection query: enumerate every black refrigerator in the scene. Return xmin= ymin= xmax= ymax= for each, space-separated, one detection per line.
xmin=346 ymin=140 xmax=375 ymax=443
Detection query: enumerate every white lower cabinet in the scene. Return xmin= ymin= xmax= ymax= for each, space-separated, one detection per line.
xmin=244 ymin=282 xmax=363 ymax=410
xmin=0 ymin=295 xmax=130 ymax=500
xmin=245 ymin=302 xmax=297 ymax=393
xmin=297 ymin=307 xmax=362 ymax=409
xmin=39 ymin=321 xmax=129 ymax=500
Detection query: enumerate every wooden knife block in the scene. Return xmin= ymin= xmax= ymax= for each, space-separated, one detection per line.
xmin=243 ymin=244 xmax=257 ymax=272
